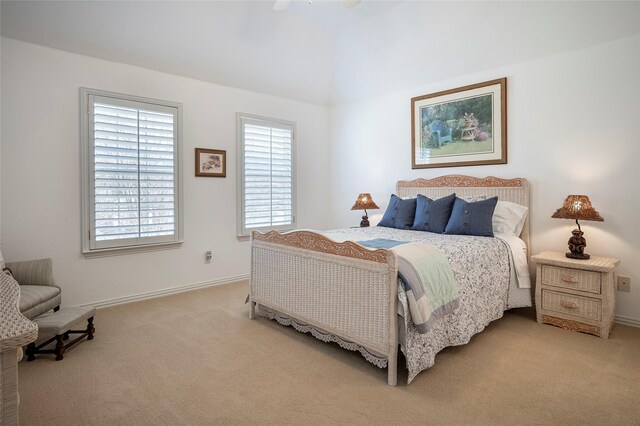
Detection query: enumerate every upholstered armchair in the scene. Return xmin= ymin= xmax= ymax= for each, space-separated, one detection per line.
xmin=5 ymin=258 xmax=61 ymax=320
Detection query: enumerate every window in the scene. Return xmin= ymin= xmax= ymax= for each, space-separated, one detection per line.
xmin=237 ymin=113 xmax=296 ymax=238
xmin=81 ymin=88 xmax=183 ymax=254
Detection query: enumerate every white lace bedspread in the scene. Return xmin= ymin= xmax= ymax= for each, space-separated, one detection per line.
xmin=325 ymin=227 xmax=519 ymax=383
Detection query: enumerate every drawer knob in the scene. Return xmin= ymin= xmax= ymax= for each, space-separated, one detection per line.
xmin=561 ymin=273 xmax=578 ymax=283
xmin=561 ymin=300 xmax=579 ymax=309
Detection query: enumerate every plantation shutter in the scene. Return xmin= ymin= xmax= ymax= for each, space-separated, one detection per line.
xmin=239 ymin=116 xmax=295 ymax=235
xmin=89 ymin=95 xmax=179 ymax=249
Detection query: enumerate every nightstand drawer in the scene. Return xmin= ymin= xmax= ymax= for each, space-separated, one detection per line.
xmin=541 ymin=265 xmax=601 ymax=294
xmin=542 ymin=289 xmax=602 ymax=321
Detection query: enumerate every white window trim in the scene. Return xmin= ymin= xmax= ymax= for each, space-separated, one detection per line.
xmin=80 ymin=88 xmax=184 ymax=256
xmin=236 ymin=113 xmax=297 ymax=239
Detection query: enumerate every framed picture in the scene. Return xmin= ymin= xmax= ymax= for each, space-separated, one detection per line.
xmin=195 ymin=148 xmax=226 ymax=177
xmin=411 ymin=78 xmax=507 ymax=169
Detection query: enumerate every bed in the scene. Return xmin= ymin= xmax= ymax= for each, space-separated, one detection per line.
xmin=248 ymin=175 xmax=531 ymax=385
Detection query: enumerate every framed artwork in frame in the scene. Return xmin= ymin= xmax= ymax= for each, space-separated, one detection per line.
xmin=195 ymin=148 xmax=226 ymax=177
xmin=411 ymin=78 xmax=507 ymax=169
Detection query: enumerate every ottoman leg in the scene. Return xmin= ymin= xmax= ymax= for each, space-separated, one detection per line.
xmin=26 ymin=343 xmax=36 ymax=361
xmin=54 ymin=335 xmax=65 ymax=361
xmin=87 ymin=317 xmax=95 ymax=340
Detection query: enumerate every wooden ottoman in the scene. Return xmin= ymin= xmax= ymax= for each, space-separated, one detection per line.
xmin=26 ymin=306 xmax=96 ymax=361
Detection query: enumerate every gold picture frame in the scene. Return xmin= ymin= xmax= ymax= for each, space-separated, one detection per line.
xmin=411 ymin=78 xmax=507 ymax=169
xmin=195 ymin=148 xmax=226 ymax=177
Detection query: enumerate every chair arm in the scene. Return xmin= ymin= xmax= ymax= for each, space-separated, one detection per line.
xmin=4 ymin=258 xmax=57 ymax=288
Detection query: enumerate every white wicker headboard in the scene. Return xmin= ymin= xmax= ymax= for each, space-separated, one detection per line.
xmin=396 ymin=175 xmax=530 ymax=253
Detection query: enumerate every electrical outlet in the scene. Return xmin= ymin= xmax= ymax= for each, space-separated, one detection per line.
xmin=617 ymin=276 xmax=631 ymax=292
xmin=205 ymin=250 xmax=212 ymax=264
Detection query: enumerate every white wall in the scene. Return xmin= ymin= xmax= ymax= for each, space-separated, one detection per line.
xmin=328 ymin=34 xmax=640 ymax=323
xmin=2 ymin=6 xmax=640 ymax=324
xmin=331 ymin=1 xmax=640 ymax=104
xmin=0 ymin=37 xmax=330 ymax=307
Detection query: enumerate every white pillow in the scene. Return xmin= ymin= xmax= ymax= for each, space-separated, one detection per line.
xmin=422 ymin=194 xmax=487 ymax=202
xmin=493 ymin=200 xmax=528 ymax=236
xmin=0 ymin=248 xmax=4 ymax=270
xmin=460 ymin=194 xmax=487 ymax=202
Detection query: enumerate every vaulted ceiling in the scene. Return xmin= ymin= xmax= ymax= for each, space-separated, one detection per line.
xmin=2 ymin=1 xmax=639 ymax=106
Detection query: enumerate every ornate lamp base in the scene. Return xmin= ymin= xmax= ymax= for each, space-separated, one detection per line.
xmin=566 ymin=252 xmax=590 ymax=260
xmin=360 ymin=215 xmax=370 ymax=227
xmin=566 ymin=228 xmax=589 ymax=260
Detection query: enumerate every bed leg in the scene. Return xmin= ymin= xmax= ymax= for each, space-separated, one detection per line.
xmin=249 ymin=300 xmax=256 ymax=320
xmin=387 ymin=346 xmax=398 ymax=386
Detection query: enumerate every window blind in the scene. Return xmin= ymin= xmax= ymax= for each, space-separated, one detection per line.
xmin=240 ymin=117 xmax=295 ymax=234
xmin=88 ymin=95 xmax=179 ymax=249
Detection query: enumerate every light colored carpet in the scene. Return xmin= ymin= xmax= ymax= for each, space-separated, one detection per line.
xmin=18 ymin=281 xmax=640 ymax=425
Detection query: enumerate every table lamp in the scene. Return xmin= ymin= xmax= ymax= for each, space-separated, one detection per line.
xmin=351 ymin=193 xmax=379 ymax=227
xmin=551 ymin=195 xmax=604 ymax=260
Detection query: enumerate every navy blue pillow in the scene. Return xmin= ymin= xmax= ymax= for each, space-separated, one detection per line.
xmin=444 ymin=196 xmax=498 ymax=237
xmin=378 ymin=195 xmax=417 ymax=229
xmin=412 ymin=193 xmax=456 ymax=233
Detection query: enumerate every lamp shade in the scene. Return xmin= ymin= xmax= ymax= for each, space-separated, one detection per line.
xmin=551 ymin=195 xmax=604 ymax=222
xmin=351 ymin=193 xmax=379 ymax=211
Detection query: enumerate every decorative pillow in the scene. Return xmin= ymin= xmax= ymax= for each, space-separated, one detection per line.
xmin=412 ymin=193 xmax=456 ymax=233
xmin=378 ymin=194 xmax=417 ymax=229
xmin=492 ymin=200 xmax=529 ymax=236
xmin=444 ymin=196 xmax=499 ymax=237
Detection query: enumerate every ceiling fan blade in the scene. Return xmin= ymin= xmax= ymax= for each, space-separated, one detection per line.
xmin=273 ymin=0 xmax=292 ymax=11
xmin=344 ymin=0 xmax=361 ymax=8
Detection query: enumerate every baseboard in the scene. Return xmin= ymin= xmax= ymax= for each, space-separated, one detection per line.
xmin=81 ymin=274 xmax=249 ymax=309
xmin=77 ymin=279 xmax=640 ymax=328
xmin=615 ymin=315 xmax=640 ymax=328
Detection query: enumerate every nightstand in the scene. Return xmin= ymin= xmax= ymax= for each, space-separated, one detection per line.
xmin=531 ymin=251 xmax=620 ymax=338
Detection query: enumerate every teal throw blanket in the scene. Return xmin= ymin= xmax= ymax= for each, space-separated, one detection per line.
xmin=358 ymin=238 xmax=459 ymax=333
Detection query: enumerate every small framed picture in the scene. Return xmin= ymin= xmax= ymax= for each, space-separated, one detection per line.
xmin=195 ymin=148 xmax=226 ymax=177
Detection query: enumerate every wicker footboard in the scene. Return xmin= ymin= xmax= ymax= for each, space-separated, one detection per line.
xmin=250 ymin=230 xmax=399 ymax=386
